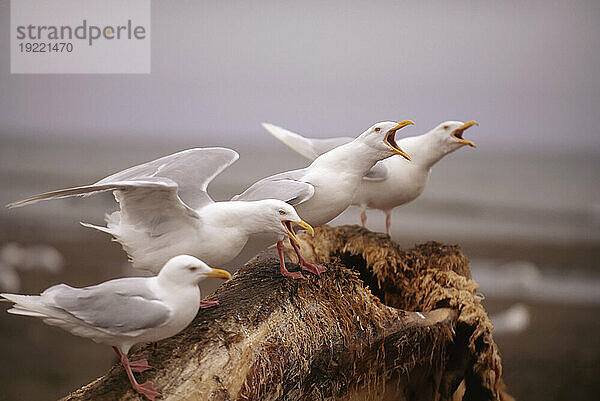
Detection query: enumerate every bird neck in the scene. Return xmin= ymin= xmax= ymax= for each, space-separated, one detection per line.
xmin=309 ymin=140 xmax=387 ymax=176
xmin=156 ymin=272 xmax=195 ymax=292
xmin=203 ymin=201 xmax=271 ymax=235
xmin=401 ymin=133 xmax=451 ymax=169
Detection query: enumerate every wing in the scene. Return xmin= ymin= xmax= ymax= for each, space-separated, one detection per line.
xmin=7 ymin=178 xmax=199 ymax=232
xmin=362 ymin=161 xmax=390 ymax=181
xmin=263 ymin=122 xmax=387 ymax=181
xmin=46 ymin=279 xmax=170 ymax=334
xmin=263 ymin=123 xmax=353 ymax=160
xmin=7 ymin=148 xmax=238 ymax=211
xmin=232 ymin=170 xmax=314 ymax=206
xmin=97 ymin=147 xmax=239 ymax=209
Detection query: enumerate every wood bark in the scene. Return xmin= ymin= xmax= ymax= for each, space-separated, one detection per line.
xmin=62 ymin=225 xmax=510 ymax=401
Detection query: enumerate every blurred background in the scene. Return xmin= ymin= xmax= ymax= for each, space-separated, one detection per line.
xmin=0 ymin=1 xmax=599 ymax=400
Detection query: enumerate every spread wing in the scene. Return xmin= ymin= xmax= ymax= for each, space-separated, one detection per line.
xmin=263 ymin=122 xmax=354 ymax=160
xmin=7 ymin=178 xmax=201 ymax=236
xmin=97 ymin=147 xmax=239 ymax=209
xmin=232 ymin=169 xmax=314 ymax=206
xmin=3 ymin=278 xmax=171 ymax=335
xmin=7 ymin=147 xmax=239 ymax=211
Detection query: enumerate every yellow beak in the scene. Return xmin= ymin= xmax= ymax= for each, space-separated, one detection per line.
xmin=452 ymin=120 xmax=479 ymax=147
xmin=205 ymin=268 xmax=232 ymax=280
xmin=385 ymin=120 xmax=414 ymax=161
xmin=283 ymin=219 xmax=314 ymax=246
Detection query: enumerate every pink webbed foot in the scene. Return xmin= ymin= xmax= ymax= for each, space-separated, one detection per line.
xmin=128 ymin=358 xmax=152 ymax=373
xmin=290 ymin=239 xmax=326 ymax=276
xmin=300 ymin=260 xmax=327 ymax=275
xmin=134 ymin=381 xmax=161 ymax=401
xmin=200 ymin=300 xmax=219 ymax=309
xmin=281 ymin=268 xmax=306 ymax=279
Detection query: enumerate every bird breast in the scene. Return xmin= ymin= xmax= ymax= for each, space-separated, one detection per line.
xmin=297 ymin=168 xmax=363 ymax=226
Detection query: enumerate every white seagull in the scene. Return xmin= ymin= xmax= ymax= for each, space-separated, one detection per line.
xmin=264 ymin=120 xmax=478 ymax=234
xmin=233 ymin=120 xmax=414 ymax=277
xmin=1 ymin=254 xmax=231 ymax=401
xmin=7 ymin=148 xmax=313 ymax=283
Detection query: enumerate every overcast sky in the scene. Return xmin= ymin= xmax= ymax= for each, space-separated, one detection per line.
xmin=0 ymin=0 xmax=598 ymax=152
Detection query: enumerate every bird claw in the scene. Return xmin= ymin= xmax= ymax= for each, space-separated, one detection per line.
xmin=200 ymin=300 xmax=219 ymax=309
xmin=129 ymin=358 xmax=152 ymax=373
xmin=134 ymin=381 xmax=161 ymax=401
xmin=281 ymin=270 xmax=306 ymax=280
xmin=300 ymin=261 xmax=327 ymax=275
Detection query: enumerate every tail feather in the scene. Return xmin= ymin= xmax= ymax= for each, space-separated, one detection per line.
xmin=80 ymin=222 xmax=116 ymax=236
xmin=7 ymin=307 xmax=46 ymax=318
xmin=1 ymin=293 xmax=48 ymax=318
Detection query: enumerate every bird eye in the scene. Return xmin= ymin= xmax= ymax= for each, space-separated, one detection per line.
xmin=443 ymin=125 xmax=450 ymax=130
xmin=189 ymin=266 xmax=198 ymax=272
xmin=278 ymin=210 xmax=286 ymax=215
xmin=374 ymin=127 xmax=381 ymax=132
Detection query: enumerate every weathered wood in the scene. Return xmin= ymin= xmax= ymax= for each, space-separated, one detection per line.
xmin=62 ymin=225 xmax=510 ymax=401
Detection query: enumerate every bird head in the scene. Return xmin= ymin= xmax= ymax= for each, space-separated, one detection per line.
xmin=357 ymin=120 xmax=414 ymax=161
xmin=258 ymin=200 xmax=314 ymax=246
xmin=430 ymin=120 xmax=478 ymax=152
xmin=159 ymin=255 xmax=231 ymax=286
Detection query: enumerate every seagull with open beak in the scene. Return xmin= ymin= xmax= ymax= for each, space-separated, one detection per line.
xmin=263 ymin=120 xmax=479 ymax=234
xmin=233 ymin=120 xmax=414 ymax=278
xmin=6 ymin=148 xmax=315 ymax=289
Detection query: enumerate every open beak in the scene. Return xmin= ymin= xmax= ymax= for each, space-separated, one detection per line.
xmin=384 ymin=120 xmax=414 ymax=161
xmin=282 ymin=219 xmax=314 ymax=246
xmin=451 ymin=120 xmax=478 ymax=147
xmin=205 ymin=268 xmax=232 ymax=280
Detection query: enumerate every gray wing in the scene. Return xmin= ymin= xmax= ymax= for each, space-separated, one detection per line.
xmin=362 ymin=161 xmax=390 ymax=181
xmin=7 ymin=178 xmax=200 ymax=236
xmin=263 ymin=123 xmax=353 ymax=160
xmin=96 ymin=147 xmax=239 ymax=209
xmin=44 ymin=279 xmax=171 ymax=334
xmin=7 ymin=148 xmax=238 ymax=211
xmin=231 ymin=169 xmax=314 ymax=206
xmin=263 ymin=122 xmax=387 ymax=181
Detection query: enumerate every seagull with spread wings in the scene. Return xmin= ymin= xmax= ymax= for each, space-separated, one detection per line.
xmin=7 ymin=148 xmax=314 ymax=281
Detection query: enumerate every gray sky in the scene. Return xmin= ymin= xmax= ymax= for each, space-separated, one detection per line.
xmin=1 ymin=0 xmax=599 ymax=152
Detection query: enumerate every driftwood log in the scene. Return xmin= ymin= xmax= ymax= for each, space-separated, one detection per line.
xmin=62 ymin=225 xmax=511 ymax=401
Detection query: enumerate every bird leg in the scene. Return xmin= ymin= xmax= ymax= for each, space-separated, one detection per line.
xmin=113 ymin=347 xmax=161 ymax=401
xmin=290 ymin=240 xmax=327 ymax=275
xmin=128 ymin=358 xmax=152 ymax=373
xmin=385 ymin=211 xmax=392 ymax=236
xmin=277 ymin=241 xmax=305 ymax=279
xmin=360 ymin=208 xmax=367 ymax=228
xmin=200 ymin=300 xmax=219 ymax=308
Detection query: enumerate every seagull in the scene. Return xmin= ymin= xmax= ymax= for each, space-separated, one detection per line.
xmin=1 ymin=254 xmax=231 ymax=401
xmin=263 ymin=120 xmax=478 ymax=234
xmin=7 ymin=148 xmax=314 ymax=281
xmin=233 ymin=120 xmax=414 ymax=277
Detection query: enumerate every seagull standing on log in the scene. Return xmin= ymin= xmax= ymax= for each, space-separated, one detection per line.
xmin=233 ymin=120 xmax=414 ymax=278
xmin=2 ymin=255 xmax=231 ymax=401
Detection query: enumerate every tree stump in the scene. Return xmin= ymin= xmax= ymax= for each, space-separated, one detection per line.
xmin=61 ymin=225 xmax=511 ymax=401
